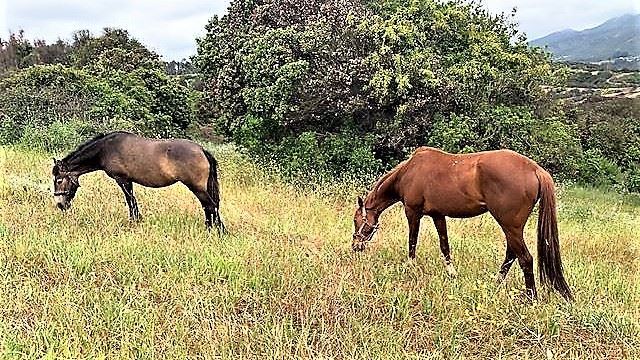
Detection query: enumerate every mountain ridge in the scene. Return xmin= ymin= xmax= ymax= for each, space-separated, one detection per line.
xmin=530 ymin=13 xmax=640 ymax=63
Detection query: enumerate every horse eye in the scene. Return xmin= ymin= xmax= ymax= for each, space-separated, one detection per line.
xmin=56 ymin=179 xmax=63 ymax=184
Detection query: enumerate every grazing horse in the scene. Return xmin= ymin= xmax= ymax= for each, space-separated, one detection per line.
xmin=352 ymin=147 xmax=572 ymax=300
xmin=52 ymin=131 xmax=225 ymax=232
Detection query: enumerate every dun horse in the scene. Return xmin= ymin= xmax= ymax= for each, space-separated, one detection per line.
xmin=52 ymin=131 xmax=225 ymax=232
xmin=352 ymin=147 xmax=572 ymax=300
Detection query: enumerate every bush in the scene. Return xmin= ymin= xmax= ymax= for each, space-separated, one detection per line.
xmin=0 ymin=64 xmax=193 ymax=151
xmin=0 ymin=65 xmax=132 ymax=146
xmin=18 ymin=119 xmax=95 ymax=153
xmin=0 ymin=28 xmax=195 ymax=152
xmin=577 ymin=149 xmax=624 ymax=188
xmin=235 ymin=114 xmax=380 ymax=183
xmin=567 ymin=96 xmax=640 ymax=191
xmin=195 ymin=0 xmax=565 ymax=183
xmin=624 ymin=167 xmax=640 ymax=193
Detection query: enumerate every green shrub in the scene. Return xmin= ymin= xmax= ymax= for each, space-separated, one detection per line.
xmin=0 ymin=64 xmax=193 ymax=151
xmin=235 ymin=116 xmax=381 ymax=184
xmin=19 ymin=119 xmax=94 ymax=152
xmin=577 ymin=149 xmax=624 ymax=187
xmin=623 ymin=167 xmax=640 ymax=193
xmin=195 ymin=0 xmax=563 ymax=184
xmin=0 ymin=65 xmax=127 ymax=146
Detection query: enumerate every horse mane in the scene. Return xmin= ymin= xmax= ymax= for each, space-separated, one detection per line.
xmin=62 ymin=131 xmax=131 ymax=165
xmin=370 ymin=147 xmax=435 ymax=195
xmin=372 ymin=158 xmax=409 ymax=194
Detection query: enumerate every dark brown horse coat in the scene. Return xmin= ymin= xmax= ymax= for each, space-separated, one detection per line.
xmin=352 ymin=147 xmax=572 ymax=300
xmin=52 ymin=131 xmax=224 ymax=231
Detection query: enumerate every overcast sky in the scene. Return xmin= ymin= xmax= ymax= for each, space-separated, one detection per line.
xmin=1 ymin=0 xmax=638 ymax=61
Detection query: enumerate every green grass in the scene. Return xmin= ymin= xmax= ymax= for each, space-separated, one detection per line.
xmin=0 ymin=145 xmax=638 ymax=359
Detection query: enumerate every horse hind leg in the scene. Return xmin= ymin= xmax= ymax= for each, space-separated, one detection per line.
xmin=496 ymin=246 xmax=517 ymax=284
xmin=206 ymin=181 xmax=225 ymax=234
xmin=502 ymin=226 xmax=537 ymax=299
xmin=488 ymin=193 xmax=537 ymax=299
xmin=432 ymin=215 xmax=457 ymax=277
xmin=189 ymin=187 xmax=216 ymax=229
xmin=190 ymin=186 xmax=225 ymax=233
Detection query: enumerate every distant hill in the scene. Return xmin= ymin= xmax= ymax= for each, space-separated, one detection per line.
xmin=530 ymin=14 xmax=640 ymax=63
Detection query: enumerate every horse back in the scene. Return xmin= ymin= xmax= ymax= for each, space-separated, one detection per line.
xmin=474 ymin=150 xmax=540 ymax=201
xmin=399 ymin=148 xmax=540 ymax=218
xmin=102 ymin=134 xmax=209 ymax=189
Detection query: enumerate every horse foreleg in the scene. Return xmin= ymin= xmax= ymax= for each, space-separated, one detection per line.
xmin=404 ymin=207 xmax=421 ymax=259
xmin=433 ymin=215 xmax=456 ymax=277
xmin=117 ymin=180 xmax=141 ymax=221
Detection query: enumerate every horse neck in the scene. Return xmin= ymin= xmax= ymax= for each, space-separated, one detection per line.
xmin=366 ymin=168 xmax=401 ymax=214
xmin=63 ymin=142 xmax=104 ymax=175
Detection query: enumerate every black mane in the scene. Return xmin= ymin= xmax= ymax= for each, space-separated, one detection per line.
xmin=62 ymin=131 xmax=131 ymax=165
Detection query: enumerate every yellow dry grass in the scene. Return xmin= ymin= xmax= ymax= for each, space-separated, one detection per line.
xmin=0 ymin=145 xmax=638 ymax=359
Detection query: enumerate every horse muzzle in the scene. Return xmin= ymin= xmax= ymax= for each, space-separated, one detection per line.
xmin=54 ymin=195 xmax=71 ymax=211
xmin=352 ymin=236 xmax=367 ymax=252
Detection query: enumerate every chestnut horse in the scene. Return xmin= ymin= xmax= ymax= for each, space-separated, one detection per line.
xmin=352 ymin=147 xmax=572 ymax=300
xmin=52 ymin=131 xmax=225 ymax=232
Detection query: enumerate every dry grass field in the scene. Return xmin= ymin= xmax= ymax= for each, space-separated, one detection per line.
xmin=0 ymin=145 xmax=638 ymax=358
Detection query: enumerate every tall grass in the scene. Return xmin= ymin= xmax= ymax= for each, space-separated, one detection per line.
xmin=0 ymin=145 xmax=638 ymax=359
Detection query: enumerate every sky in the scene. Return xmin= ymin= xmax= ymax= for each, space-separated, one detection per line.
xmin=1 ymin=0 xmax=638 ymax=61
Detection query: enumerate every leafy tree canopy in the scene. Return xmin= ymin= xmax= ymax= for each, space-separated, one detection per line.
xmin=195 ymin=0 xmax=568 ymax=180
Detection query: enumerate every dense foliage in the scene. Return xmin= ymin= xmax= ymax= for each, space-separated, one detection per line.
xmin=194 ymin=0 xmax=577 ymax=182
xmin=566 ymin=97 xmax=640 ymax=191
xmin=0 ymin=3 xmax=637 ymax=192
xmin=0 ymin=29 xmax=193 ymax=150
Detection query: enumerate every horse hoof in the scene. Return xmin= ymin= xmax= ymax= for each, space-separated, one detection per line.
xmin=518 ymin=290 xmax=537 ymax=303
xmin=495 ymin=272 xmax=506 ymax=284
xmin=352 ymin=243 xmax=366 ymax=252
xmin=446 ymin=263 xmax=458 ymax=278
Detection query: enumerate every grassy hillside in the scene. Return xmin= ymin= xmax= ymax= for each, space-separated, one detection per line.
xmin=0 ymin=145 xmax=638 ymax=358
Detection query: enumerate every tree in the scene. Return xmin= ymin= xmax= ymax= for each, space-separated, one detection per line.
xmin=1 ymin=31 xmax=73 ymax=75
xmin=71 ymin=28 xmax=161 ymax=73
xmin=195 ymin=0 xmax=567 ymax=180
xmin=67 ymin=28 xmax=193 ymax=137
xmin=1 ymin=28 xmax=195 ymax=150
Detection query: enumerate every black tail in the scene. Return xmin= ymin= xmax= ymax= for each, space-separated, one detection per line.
xmin=535 ymin=168 xmax=572 ymax=301
xmin=203 ymin=148 xmax=225 ymax=233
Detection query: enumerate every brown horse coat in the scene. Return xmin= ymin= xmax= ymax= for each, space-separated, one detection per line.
xmin=352 ymin=147 xmax=572 ymax=300
xmin=52 ymin=131 xmax=224 ymax=231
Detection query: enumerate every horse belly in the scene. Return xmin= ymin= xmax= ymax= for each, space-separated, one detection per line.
xmin=427 ymin=202 xmax=487 ymax=218
xmin=442 ymin=203 xmax=488 ymax=218
xmin=112 ymin=156 xmax=180 ymax=188
xmin=425 ymin=191 xmax=488 ymax=218
xmin=134 ymin=176 xmax=179 ymax=188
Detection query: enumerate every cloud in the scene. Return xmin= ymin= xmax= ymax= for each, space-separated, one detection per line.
xmin=5 ymin=0 xmax=230 ymax=60
xmin=0 ymin=1 xmax=7 ymax=39
xmin=3 ymin=0 xmax=638 ymax=59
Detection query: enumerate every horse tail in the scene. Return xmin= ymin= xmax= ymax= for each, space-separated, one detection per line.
xmin=535 ymin=167 xmax=572 ymax=300
xmin=203 ymin=148 xmax=225 ymax=233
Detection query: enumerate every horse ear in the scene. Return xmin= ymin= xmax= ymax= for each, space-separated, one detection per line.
xmin=357 ymin=196 xmax=364 ymax=208
xmin=52 ymin=160 xmax=60 ymax=176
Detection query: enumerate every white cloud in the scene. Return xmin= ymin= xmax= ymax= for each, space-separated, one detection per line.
xmin=5 ymin=0 xmax=230 ymax=60
xmin=3 ymin=0 xmax=638 ymax=59
xmin=0 ymin=1 xmax=7 ymax=39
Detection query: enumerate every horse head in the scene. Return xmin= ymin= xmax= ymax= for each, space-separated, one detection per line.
xmin=352 ymin=195 xmax=379 ymax=252
xmin=52 ymin=158 xmax=80 ymax=211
